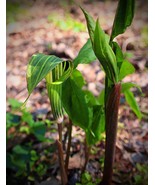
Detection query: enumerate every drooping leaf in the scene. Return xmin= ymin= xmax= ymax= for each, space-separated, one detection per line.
xmin=26 ymin=54 xmax=64 ymax=95
xmin=86 ymin=105 xmax=105 ymax=145
xmin=111 ymin=0 xmax=135 ymax=40
xmin=45 ymin=61 xmax=73 ymax=121
xmin=124 ymin=89 xmax=142 ymax=119
xmin=25 ymin=53 xmax=73 ymax=120
xmin=118 ymin=60 xmax=135 ymax=81
xmin=62 ymin=75 xmax=93 ymax=131
xmin=73 ymin=39 xmax=96 ymax=68
xmin=121 ymin=82 xmax=142 ymax=94
xmin=47 ymin=83 xmax=64 ymax=121
xmin=93 ymin=19 xmax=118 ymax=83
xmin=80 ymin=7 xmax=96 ymax=44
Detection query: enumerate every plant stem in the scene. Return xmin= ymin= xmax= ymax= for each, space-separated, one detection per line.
xmin=82 ymin=138 xmax=90 ymax=173
xmin=65 ymin=119 xmax=72 ymax=173
xmin=57 ymin=123 xmax=68 ymax=185
xmin=99 ymin=83 xmax=121 ymax=185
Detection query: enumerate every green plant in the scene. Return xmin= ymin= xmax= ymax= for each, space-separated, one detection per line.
xmin=81 ymin=0 xmax=142 ymax=184
xmin=134 ymin=163 xmax=148 ymax=185
xmin=76 ymin=172 xmax=95 ymax=185
xmin=6 ymin=98 xmax=56 ymax=183
xmin=23 ymin=1 xmax=142 ymax=184
xmin=23 ymin=39 xmax=99 ymax=184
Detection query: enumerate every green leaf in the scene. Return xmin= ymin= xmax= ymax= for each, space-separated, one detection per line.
xmin=62 ymin=76 xmax=93 ymax=131
xmin=86 ymin=105 xmax=105 ymax=145
xmin=111 ymin=41 xmax=124 ymax=64
xmin=46 ymin=64 xmax=73 ymax=121
xmin=6 ymin=113 xmax=21 ymax=130
xmin=111 ymin=0 xmax=135 ymax=40
xmin=124 ymin=89 xmax=142 ymax=119
xmin=84 ymin=90 xmax=99 ymax=106
xmin=80 ymin=7 xmax=96 ymax=44
xmin=8 ymin=98 xmax=22 ymax=109
xmin=71 ymin=69 xmax=86 ymax=88
xmin=46 ymin=82 xmax=64 ymax=121
xmin=31 ymin=121 xmax=46 ymax=141
xmin=25 ymin=53 xmax=73 ymax=120
xmin=26 ymin=53 xmax=64 ymax=95
xmin=121 ymin=82 xmax=142 ymax=94
xmin=13 ymin=145 xmax=29 ymax=155
xmin=93 ymin=19 xmax=118 ymax=83
xmin=81 ymin=172 xmax=92 ymax=183
xmin=21 ymin=111 xmax=34 ymax=127
xmin=73 ymin=39 xmax=96 ymax=68
xmin=118 ymin=60 xmax=135 ymax=81
xmin=97 ymin=89 xmax=105 ymax=105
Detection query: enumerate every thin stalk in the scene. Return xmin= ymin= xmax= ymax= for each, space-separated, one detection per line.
xmin=82 ymin=137 xmax=90 ymax=173
xmin=99 ymin=83 xmax=121 ymax=185
xmin=57 ymin=123 xmax=68 ymax=185
xmin=65 ymin=119 xmax=73 ymax=173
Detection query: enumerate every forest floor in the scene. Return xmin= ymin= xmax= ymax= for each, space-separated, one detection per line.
xmin=6 ymin=0 xmax=148 ymax=185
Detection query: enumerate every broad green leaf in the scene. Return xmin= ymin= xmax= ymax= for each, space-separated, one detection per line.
xmin=124 ymin=89 xmax=142 ymax=119
xmin=26 ymin=53 xmax=64 ymax=95
xmin=73 ymin=39 xmax=96 ymax=68
xmin=86 ymin=105 xmax=105 ymax=145
xmin=121 ymin=82 xmax=142 ymax=94
xmin=111 ymin=0 xmax=135 ymax=40
xmin=84 ymin=90 xmax=99 ymax=106
xmin=118 ymin=60 xmax=135 ymax=81
xmin=80 ymin=7 xmax=96 ymax=44
xmin=71 ymin=69 xmax=86 ymax=88
xmin=62 ymin=76 xmax=93 ymax=131
xmin=93 ymin=19 xmax=118 ymax=83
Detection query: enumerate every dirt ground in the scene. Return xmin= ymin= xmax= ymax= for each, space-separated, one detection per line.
xmin=6 ymin=0 xmax=148 ymax=184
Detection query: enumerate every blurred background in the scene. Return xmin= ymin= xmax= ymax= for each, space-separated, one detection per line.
xmin=6 ymin=0 xmax=148 ymax=184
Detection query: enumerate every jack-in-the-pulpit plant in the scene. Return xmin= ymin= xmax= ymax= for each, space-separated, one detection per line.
xmin=23 ymin=0 xmax=142 ymax=184
xmin=81 ymin=0 xmax=142 ymax=184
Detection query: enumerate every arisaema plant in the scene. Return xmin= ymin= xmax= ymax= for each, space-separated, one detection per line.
xmin=23 ymin=0 xmax=142 ymax=184
xmin=81 ymin=0 xmax=142 ymax=184
xmin=23 ymin=37 xmax=104 ymax=184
